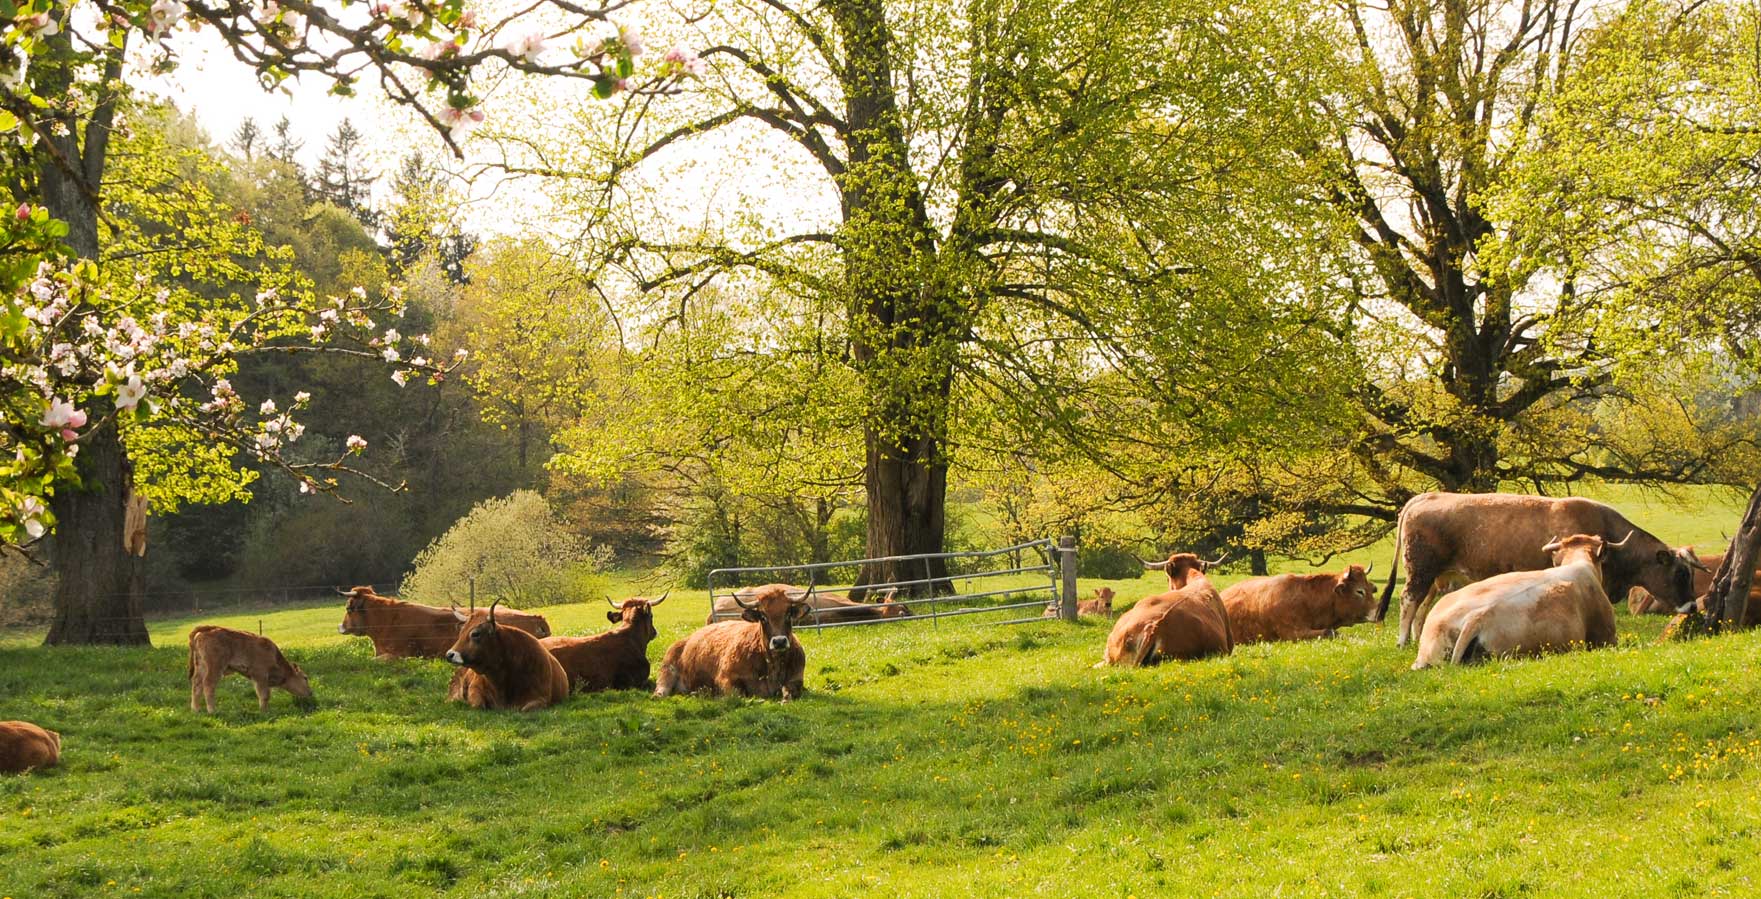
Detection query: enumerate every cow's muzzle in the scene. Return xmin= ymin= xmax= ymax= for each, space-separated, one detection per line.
xmin=768 ymin=635 xmax=791 ymax=652
xmin=444 ymin=650 xmax=465 ymax=665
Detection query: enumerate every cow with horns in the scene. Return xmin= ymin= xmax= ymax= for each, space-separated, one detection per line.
xmin=1103 ymin=553 xmax=1233 ymax=666
xmin=444 ymin=601 xmax=571 ymax=711
xmin=656 ymin=583 xmax=810 ymax=700
xmin=1222 ymin=564 xmax=1379 ymax=644
xmin=335 ymin=586 xmax=550 ymax=659
xmin=541 ymin=593 xmax=668 ymax=693
xmin=1412 ymin=533 xmax=1622 ymax=669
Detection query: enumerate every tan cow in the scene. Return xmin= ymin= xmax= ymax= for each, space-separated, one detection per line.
xmin=1379 ymin=493 xmax=1706 ymax=646
xmin=541 ymin=593 xmax=667 ymax=693
xmin=188 ymin=625 xmax=315 ymax=712
xmin=1412 ymin=533 xmax=1621 ymax=669
xmin=1630 ymin=551 xmax=1761 ymax=623
xmin=444 ymin=604 xmax=570 ymax=711
xmin=709 ymin=584 xmax=911 ymax=625
xmin=1044 ymin=587 xmax=1116 ymax=619
xmin=337 ymin=586 xmax=550 ymax=659
xmin=0 ymin=721 xmax=60 ymax=773
xmin=1102 ymin=553 xmax=1232 ymax=666
xmin=1223 ymin=564 xmax=1377 ymax=644
xmin=658 ymin=584 xmax=809 ymax=700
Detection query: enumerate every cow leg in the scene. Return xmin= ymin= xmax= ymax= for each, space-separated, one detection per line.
xmin=714 ymin=672 xmax=746 ymax=697
xmin=254 ymin=679 xmax=272 ymax=712
xmin=203 ymin=675 xmax=219 ymax=714
xmin=1396 ymin=558 xmax=1443 ymax=648
xmin=189 ymin=665 xmax=203 ymax=712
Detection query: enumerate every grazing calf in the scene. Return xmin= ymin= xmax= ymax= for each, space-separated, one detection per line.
xmin=337 ymin=586 xmax=549 ymax=659
xmin=1044 ymin=587 xmax=1116 ymax=619
xmin=1413 ymin=533 xmax=1621 ymax=669
xmin=1222 ymin=565 xmax=1377 ymax=644
xmin=658 ymin=584 xmax=809 ymax=700
xmin=444 ymin=603 xmax=570 ymax=711
xmin=0 ymin=721 xmax=60 ymax=773
xmin=1103 ymin=553 xmax=1232 ymax=666
xmin=188 ymin=625 xmax=314 ymax=712
xmin=709 ymin=584 xmax=910 ymax=625
xmin=1630 ymin=550 xmax=1761 ymax=623
xmin=542 ymin=593 xmax=668 ymax=693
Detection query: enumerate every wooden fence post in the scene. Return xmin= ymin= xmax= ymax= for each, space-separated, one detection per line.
xmin=1059 ymin=535 xmax=1079 ymax=621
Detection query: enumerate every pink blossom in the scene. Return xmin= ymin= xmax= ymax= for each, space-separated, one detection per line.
xmin=503 ymin=28 xmax=547 ymax=63
xmin=346 ymin=434 xmax=368 ymax=452
xmin=260 ymin=398 xmax=277 ymax=415
xmin=14 ymin=203 xmax=29 ymax=220
xmin=60 ymin=429 xmax=78 ymax=442
xmin=116 ymin=375 xmax=147 ymax=411
xmin=457 ymin=9 xmax=477 ymax=28
xmin=18 ymin=496 xmax=47 ymax=539
xmin=617 ymin=24 xmax=643 ymax=56
xmin=437 ymin=105 xmax=485 ymax=139
xmin=391 ymin=370 xmax=410 ymax=387
xmin=147 ymin=0 xmax=186 ymax=34
xmin=40 ymin=399 xmax=86 ymax=430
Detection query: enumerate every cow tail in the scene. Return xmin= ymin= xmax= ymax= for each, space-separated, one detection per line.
xmin=1376 ymin=507 xmax=1405 ymax=622
xmin=1449 ymin=612 xmax=1488 ymax=666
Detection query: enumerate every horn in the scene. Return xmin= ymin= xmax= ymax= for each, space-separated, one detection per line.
xmin=336 ymin=587 xmax=354 ymax=596
xmin=1541 ymin=535 xmax=1562 ymax=553
xmin=1201 ymin=553 xmax=1230 ymax=570
xmin=1363 ymin=561 xmax=1373 ymax=576
xmin=732 ymin=590 xmax=757 ymax=610
xmin=1606 ymin=530 xmax=1635 ymax=550
xmin=606 ymin=595 xmax=621 ymax=609
xmin=1682 ymin=551 xmax=1711 ymax=573
xmin=1139 ymin=557 xmax=1169 ymax=571
xmin=487 ymin=599 xmax=500 ymax=626
xmin=649 ymin=591 xmax=669 ymax=607
xmin=794 ymin=584 xmax=815 ymax=607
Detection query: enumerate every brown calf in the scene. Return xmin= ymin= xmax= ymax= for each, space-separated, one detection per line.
xmin=337 ymin=586 xmax=550 ymax=659
xmin=658 ymin=584 xmax=809 ymax=700
xmin=1222 ymin=564 xmax=1377 ymax=644
xmin=541 ymin=593 xmax=668 ymax=693
xmin=0 ymin=721 xmax=60 ymax=773
xmin=1103 ymin=553 xmax=1232 ymax=666
xmin=1045 ymin=587 xmax=1116 ymax=619
xmin=188 ymin=625 xmax=314 ymax=713
xmin=444 ymin=603 xmax=570 ymax=711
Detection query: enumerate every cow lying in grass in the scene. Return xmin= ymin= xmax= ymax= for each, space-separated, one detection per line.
xmin=445 ymin=603 xmax=570 ymax=711
xmin=337 ymin=586 xmax=550 ymax=659
xmin=1413 ymin=533 xmax=1620 ymax=669
xmin=541 ymin=593 xmax=667 ymax=693
xmin=1044 ymin=587 xmax=1115 ymax=619
xmin=709 ymin=584 xmax=910 ymax=625
xmin=1222 ymin=565 xmax=1377 ymax=644
xmin=1103 ymin=553 xmax=1231 ymax=666
xmin=188 ymin=625 xmax=314 ymax=713
xmin=0 ymin=721 xmax=60 ymax=773
xmin=658 ymin=584 xmax=809 ymax=700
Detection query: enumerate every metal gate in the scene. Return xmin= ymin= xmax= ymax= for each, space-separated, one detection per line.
xmin=706 ymin=538 xmax=1068 ymax=631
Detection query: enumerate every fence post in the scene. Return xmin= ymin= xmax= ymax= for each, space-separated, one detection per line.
xmin=1058 ymin=535 xmax=1079 ymax=621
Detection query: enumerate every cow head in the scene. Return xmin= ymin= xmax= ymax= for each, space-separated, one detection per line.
xmin=872 ymin=587 xmax=912 ymax=618
xmin=1333 ymin=562 xmax=1376 ymax=624
xmin=445 ymin=601 xmax=509 ymax=668
xmin=270 ymin=649 xmax=315 ymax=707
xmin=1543 ymin=532 xmax=1621 ymax=571
xmin=1599 ymin=532 xmax=1706 ymax=610
xmin=606 ymin=592 xmax=667 ymax=642
xmin=734 ymin=584 xmax=811 ymax=653
xmin=337 ymin=586 xmax=378 ymax=635
xmin=1141 ymin=552 xmax=1225 ymax=588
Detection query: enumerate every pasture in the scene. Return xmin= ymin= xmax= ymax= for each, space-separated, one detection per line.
xmin=2 ymin=486 xmax=1758 ymax=897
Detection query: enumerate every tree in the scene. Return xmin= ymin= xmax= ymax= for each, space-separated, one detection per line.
xmin=383 ymin=152 xmax=475 ymax=283
xmin=314 ymin=118 xmax=376 ymax=228
xmin=230 ymin=117 xmax=262 ymax=161
xmin=266 ymin=115 xmax=303 ymax=174
xmin=0 ymin=1 xmax=677 ymax=643
xmin=535 ymin=0 xmax=1337 ymax=590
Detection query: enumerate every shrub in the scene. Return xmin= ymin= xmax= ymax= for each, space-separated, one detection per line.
xmin=402 ymin=491 xmax=610 ymax=608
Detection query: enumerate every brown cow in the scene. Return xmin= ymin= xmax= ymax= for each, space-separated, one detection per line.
xmin=1223 ymin=564 xmax=1378 ymax=644
xmin=541 ymin=593 xmax=668 ymax=693
xmin=444 ymin=603 xmax=570 ymax=711
xmin=1412 ymin=533 xmax=1621 ymax=669
xmin=0 ymin=721 xmax=60 ymax=773
xmin=337 ymin=586 xmax=550 ymax=659
xmin=1377 ymin=493 xmax=1707 ymax=646
xmin=1102 ymin=553 xmax=1232 ymax=666
xmin=1630 ymin=551 xmax=1761 ymax=622
xmin=188 ymin=625 xmax=315 ymax=713
xmin=709 ymin=584 xmax=911 ymax=625
xmin=1044 ymin=587 xmax=1116 ymax=619
xmin=658 ymin=584 xmax=809 ymax=700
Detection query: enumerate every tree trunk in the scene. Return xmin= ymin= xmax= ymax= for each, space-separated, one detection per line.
xmin=1706 ymin=483 xmax=1761 ymax=630
xmin=37 ymin=34 xmax=147 ymax=645
xmin=861 ymin=424 xmax=951 ymax=595
xmin=45 ymin=418 xmax=149 ymax=645
xmin=1250 ymin=548 xmax=1269 ymax=576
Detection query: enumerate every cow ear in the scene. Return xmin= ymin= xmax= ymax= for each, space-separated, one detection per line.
xmin=741 ymin=608 xmax=764 ymax=623
xmin=606 ymin=610 xmax=622 ymax=624
xmin=1656 ymin=549 xmax=1673 ymax=565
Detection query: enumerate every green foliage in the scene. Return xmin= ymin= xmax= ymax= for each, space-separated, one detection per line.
xmin=402 ymin=491 xmax=611 ymax=609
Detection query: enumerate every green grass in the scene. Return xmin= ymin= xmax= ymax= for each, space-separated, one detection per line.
xmin=1 ymin=483 xmax=1756 ymax=897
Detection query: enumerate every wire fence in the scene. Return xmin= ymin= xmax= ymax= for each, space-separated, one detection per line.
xmin=706 ymin=538 xmax=1068 ymax=631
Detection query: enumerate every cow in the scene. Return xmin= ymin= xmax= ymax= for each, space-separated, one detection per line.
xmin=541 ymin=593 xmax=668 ymax=693
xmin=187 ymin=625 xmax=315 ymax=713
xmin=1630 ymin=550 xmax=1761 ymax=622
xmin=443 ymin=602 xmax=570 ymax=711
xmin=336 ymin=586 xmax=550 ymax=659
xmin=1411 ymin=533 xmax=1622 ymax=669
xmin=708 ymin=584 xmax=911 ymax=625
xmin=1102 ymin=553 xmax=1232 ymax=666
xmin=1044 ymin=587 xmax=1116 ymax=619
xmin=0 ymin=721 xmax=60 ymax=773
xmin=1222 ymin=564 xmax=1378 ymax=644
xmin=1377 ymin=493 xmax=1707 ymax=646
xmin=657 ymin=584 xmax=809 ymax=700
